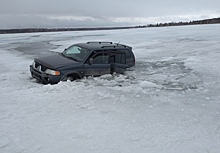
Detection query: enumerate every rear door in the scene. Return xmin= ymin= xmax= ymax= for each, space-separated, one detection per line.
xmin=119 ymin=49 xmax=135 ymax=67
xmin=109 ymin=51 xmax=128 ymax=74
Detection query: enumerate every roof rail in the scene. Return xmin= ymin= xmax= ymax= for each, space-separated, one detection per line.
xmin=101 ymin=45 xmax=127 ymax=48
xmin=114 ymin=43 xmax=127 ymax=48
xmin=87 ymin=41 xmax=113 ymax=44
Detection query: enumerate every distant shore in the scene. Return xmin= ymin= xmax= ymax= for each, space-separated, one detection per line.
xmin=0 ymin=17 xmax=219 ymax=34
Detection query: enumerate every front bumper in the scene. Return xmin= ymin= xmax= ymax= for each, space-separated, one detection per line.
xmin=30 ymin=65 xmax=61 ymax=84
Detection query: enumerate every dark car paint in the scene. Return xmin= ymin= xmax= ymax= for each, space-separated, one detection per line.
xmin=35 ymin=54 xmax=80 ymax=69
xmin=30 ymin=42 xmax=135 ymax=84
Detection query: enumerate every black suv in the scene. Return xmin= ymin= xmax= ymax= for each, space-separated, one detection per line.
xmin=30 ymin=42 xmax=135 ymax=84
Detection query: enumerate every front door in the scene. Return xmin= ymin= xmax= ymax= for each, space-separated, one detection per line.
xmin=84 ymin=52 xmax=111 ymax=76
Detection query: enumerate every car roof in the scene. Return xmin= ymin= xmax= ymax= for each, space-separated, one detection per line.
xmin=75 ymin=42 xmax=132 ymax=51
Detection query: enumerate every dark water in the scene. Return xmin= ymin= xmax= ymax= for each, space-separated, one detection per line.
xmin=14 ymin=41 xmax=59 ymax=57
xmin=0 ymin=32 xmax=108 ymax=58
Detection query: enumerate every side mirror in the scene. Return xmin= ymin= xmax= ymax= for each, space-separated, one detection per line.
xmin=89 ymin=58 xmax=94 ymax=65
xmin=64 ymin=48 xmax=67 ymax=51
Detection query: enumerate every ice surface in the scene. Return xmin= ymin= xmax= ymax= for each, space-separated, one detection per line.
xmin=0 ymin=24 xmax=220 ymax=153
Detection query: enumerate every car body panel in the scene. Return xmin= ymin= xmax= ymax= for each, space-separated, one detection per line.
xmin=83 ymin=63 xmax=111 ymax=76
xmin=30 ymin=42 xmax=135 ymax=84
xmin=35 ymin=54 xmax=79 ymax=69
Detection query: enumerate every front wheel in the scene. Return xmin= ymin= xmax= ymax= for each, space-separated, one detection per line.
xmin=62 ymin=73 xmax=81 ymax=82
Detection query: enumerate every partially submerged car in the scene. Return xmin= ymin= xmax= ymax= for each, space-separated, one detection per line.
xmin=30 ymin=42 xmax=135 ymax=84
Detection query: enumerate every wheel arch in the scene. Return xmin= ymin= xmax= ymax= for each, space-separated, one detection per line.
xmin=61 ymin=71 xmax=82 ymax=81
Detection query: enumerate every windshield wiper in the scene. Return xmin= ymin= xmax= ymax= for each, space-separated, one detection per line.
xmin=69 ymin=57 xmax=78 ymax=61
xmin=65 ymin=56 xmax=79 ymax=61
xmin=60 ymin=53 xmax=80 ymax=62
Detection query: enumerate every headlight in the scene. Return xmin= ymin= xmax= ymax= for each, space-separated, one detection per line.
xmin=45 ymin=69 xmax=60 ymax=76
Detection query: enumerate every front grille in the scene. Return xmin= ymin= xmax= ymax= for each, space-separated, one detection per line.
xmin=34 ymin=61 xmax=47 ymax=72
xmin=41 ymin=65 xmax=47 ymax=71
xmin=32 ymin=70 xmax=41 ymax=80
xmin=34 ymin=62 xmax=40 ymax=69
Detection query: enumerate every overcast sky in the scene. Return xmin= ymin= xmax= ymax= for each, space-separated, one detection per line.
xmin=0 ymin=0 xmax=220 ymax=29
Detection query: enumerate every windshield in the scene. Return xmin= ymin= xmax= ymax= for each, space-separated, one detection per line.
xmin=62 ymin=45 xmax=90 ymax=62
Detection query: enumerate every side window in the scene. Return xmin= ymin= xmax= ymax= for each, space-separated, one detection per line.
xmin=110 ymin=53 xmax=126 ymax=64
xmin=119 ymin=50 xmax=131 ymax=59
xmin=93 ymin=53 xmax=109 ymax=64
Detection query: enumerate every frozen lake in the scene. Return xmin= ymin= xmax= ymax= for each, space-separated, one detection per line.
xmin=0 ymin=24 xmax=220 ymax=153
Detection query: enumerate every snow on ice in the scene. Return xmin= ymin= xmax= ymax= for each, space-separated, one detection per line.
xmin=0 ymin=24 xmax=220 ymax=153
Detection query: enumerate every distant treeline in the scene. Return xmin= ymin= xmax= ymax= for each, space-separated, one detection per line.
xmin=146 ymin=17 xmax=220 ymax=27
xmin=0 ymin=17 xmax=220 ymax=34
xmin=0 ymin=26 xmax=135 ymax=34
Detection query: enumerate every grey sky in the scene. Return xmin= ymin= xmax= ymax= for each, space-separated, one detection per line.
xmin=0 ymin=0 xmax=219 ymax=29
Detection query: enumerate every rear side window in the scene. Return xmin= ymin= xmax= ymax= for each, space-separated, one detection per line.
xmin=110 ymin=53 xmax=126 ymax=64
xmin=119 ymin=50 xmax=131 ymax=59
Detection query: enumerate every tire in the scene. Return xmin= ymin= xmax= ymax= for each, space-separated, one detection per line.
xmin=63 ymin=73 xmax=80 ymax=82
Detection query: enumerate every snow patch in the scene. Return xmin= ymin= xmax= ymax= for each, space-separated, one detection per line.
xmin=140 ymin=80 xmax=160 ymax=88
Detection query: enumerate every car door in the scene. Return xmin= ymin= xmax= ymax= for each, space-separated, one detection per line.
xmin=84 ymin=52 xmax=111 ymax=76
xmin=109 ymin=51 xmax=129 ymax=74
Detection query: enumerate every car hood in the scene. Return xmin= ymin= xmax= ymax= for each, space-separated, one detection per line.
xmin=35 ymin=54 xmax=80 ymax=69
